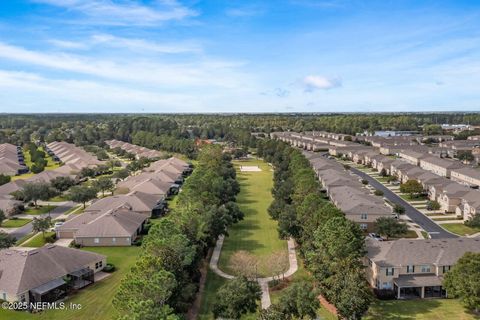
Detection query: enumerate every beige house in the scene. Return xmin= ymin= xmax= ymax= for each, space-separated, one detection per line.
xmin=419 ymin=157 xmax=463 ymax=178
xmin=457 ymin=192 xmax=480 ymax=221
xmin=0 ymin=245 xmax=105 ymax=303
xmin=365 ymin=238 xmax=480 ymax=299
xmin=57 ymin=207 xmax=147 ymax=246
xmin=437 ymin=184 xmax=472 ymax=213
xmin=450 ymin=167 xmax=480 ymax=188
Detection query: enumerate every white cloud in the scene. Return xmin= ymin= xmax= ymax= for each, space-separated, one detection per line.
xmin=302 ymin=75 xmax=342 ymax=91
xmin=0 ymin=42 xmax=249 ymax=88
xmin=48 ymin=39 xmax=89 ymax=50
xmin=32 ymin=0 xmax=197 ymax=26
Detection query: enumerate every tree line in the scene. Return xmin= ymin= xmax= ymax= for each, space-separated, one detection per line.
xmin=256 ymin=138 xmax=372 ymax=319
xmin=112 ymin=145 xmax=244 ymax=319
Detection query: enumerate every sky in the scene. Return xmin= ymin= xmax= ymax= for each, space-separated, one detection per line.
xmin=0 ymin=0 xmax=480 ymax=113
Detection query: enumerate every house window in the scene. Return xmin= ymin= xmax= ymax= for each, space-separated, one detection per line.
xmin=361 ymin=214 xmax=368 ymax=220
xmin=112 ymin=237 xmax=116 ymax=243
xmin=382 ymin=282 xmax=392 ymax=289
xmin=2 ymin=293 xmax=6 ymax=300
xmin=94 ymin=238 xmax=100 ymax=244
xmin=95 ymin=261 xmax=103 ymax=269
xmin=421 ymin=265 xmax=431 ymax=273
xmin=443 ymin=265 xmax=451 ymax=273
xmin=407 ymin=265 xmax=415 ymax=273
xmin=360 ymin=223 xmax=368 ymax=230
xmin=386 ymin=268 xmax=394 ymax=276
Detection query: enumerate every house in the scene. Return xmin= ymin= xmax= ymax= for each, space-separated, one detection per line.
xmin=105 ymin=140 xmax=163 ymax=159
xmin=450 ymin=167 xmax=480 ymax=188
xmin=117 ymin=175 xmax=177 ymax=196
xmin=457 ymin=192 xmax=480 ymax=221
xmin=376 ymin=158 xmax=395 ymax=175
xmin=419 ymin=157 xmax=463 ymax=178
xmin=328 ymin=185 xmax=392 ymax=231
xmin=0 ymin=143 xmax=27 ymax=175
xmin=437 ymin=184 xmax=472 ymax=213
xmin=365 ymin=237 xmax=480 ymax=299
xmin=0 ymin=245 xmax=105 ymax=303
xmin=0 ymin=196 xmax=22 ymax=217
xmin=425 ymin=179 xmax=455 ymax=201
xmin=390 ymin=160 xmax=415 ymax=180
xmin=398 ymin=167 xmax=426 ymax=184
xmin=86 ymin=191 xmax=166 ymax=217
xmin=57 ymin=207 xmax=148 ymax=246
xmin=46 ymin=141 xmax=103 ymax=168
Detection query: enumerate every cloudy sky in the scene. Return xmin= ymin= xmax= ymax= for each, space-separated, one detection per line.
xmin=0 ymin=0 xmax=479 ymax=113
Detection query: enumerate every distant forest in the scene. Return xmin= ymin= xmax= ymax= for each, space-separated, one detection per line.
xmin=1 ymin=113 xmax=479 ymax=156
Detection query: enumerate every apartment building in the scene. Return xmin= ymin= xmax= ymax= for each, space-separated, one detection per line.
xmin=365 ymin=237 xmax=480 ymax=299
xmin=450 ymin=167 xmax=480 ymax=188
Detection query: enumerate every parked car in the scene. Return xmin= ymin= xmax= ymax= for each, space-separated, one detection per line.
xmin=368 ymin=233 xmax=384 ymax=241
xmin=53 ymin=221 xmax=64 ymax=231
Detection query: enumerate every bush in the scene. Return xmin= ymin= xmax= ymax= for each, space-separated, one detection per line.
xmin=426 ymin=200 xmax=441 ymax=211
xmin=379 ymin=169 xmax=387 ymax=177
xmin=361 ymin=179 xmax=369 ymax=185
xmin=374 ymin=190 xmax=384 ymax=196
xmin=373 ymin=289 xmax=396 ymax=300
xmin=45 ymin=233 xmax=57 ymax=243
xmin=393 ymin=204 xmax=405 ymax=214
xmin=103 ymin=263 xmax=116 ymax=273
xmin=465 ymin=215 xmax=480 ymax=228
xmin=386 ymin=176 xmax=397 ymax=183
xmin=132 ymin=238 xmax=143 ymax=246
xmin=343 ymin=164 xmax=351 ymax=170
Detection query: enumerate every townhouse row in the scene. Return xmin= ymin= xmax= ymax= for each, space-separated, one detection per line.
xmin=105 ymin=139 xmax=163 ymax=159
xmin=0 ymin=143 xmax=28 ymax=176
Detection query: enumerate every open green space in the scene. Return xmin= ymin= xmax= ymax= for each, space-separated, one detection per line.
xmin=0 ymin=246 xmax=140 ymax=320
xmin=49 ymin=194 xmax=70 ymax=202
xmin=1 ymin=218 xmax=32 ymax=228
xmin=365 ymin=298 xmax=480 ymax=320
xmin=218 ymin=159 xmax=287 ymax=277
xmin=20 ymin=231 xmax=55 ymax=247
xmin=198 ymin=269 xmax=228 ymax=320
xmin=24 ymin=205 xmax=56 ymax=215
xmin=441 ymin=223 xmax=480 ymax=236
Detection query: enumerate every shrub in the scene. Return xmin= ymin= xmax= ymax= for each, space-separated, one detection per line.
xmin=465 ymin=215 xmax=480 ymax=228
xmin=379 ymin=169 xmax=387 ymax=177
xmin=373 ymin=289 xmax=396 ymax=300
xmin=45 ymin=233 xmax=57 ymax=243
xmin=386 ymin=176 xmax=397 ymax=183
xmin=393 ymin=204 xmax=405 ymax=214
xmin=374 ymin=190 xmax=384 ymax=196
xmin=426 ymin=200 xmax=441 ymax=211
xmin=361 ymin=179 xmax=369 ymax=185
xmin=103 ymin=263 xmax=116 ymax=273
xmin=132 ymin=238 xmax=143 ymax=246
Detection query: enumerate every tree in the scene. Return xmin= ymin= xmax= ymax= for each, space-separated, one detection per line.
xmin=268 ymin=251 xmax=289 ymax=281
xmin=426 ymin=200 xmax=441 ymax=211
xmin=92 ymin=177 xmax=114 ymax=197
xmin=374 ymin=217 xmax=408 ymax=240
xmin=457 ymin=151 xmax=474 ymax=163
xmin=107 ymin=159 xmax=122 ymax=171
xmin=274 ymin=281 xmax=319 ymax=319
xmin=21 ymin=182 xmax=57 ymax=207
xmin=68 ymin=185 xmax=98 ymax=208
xmin=114 ymin=169 xmax=130 ymax=180
xmin=399 ymin=180 xmax=424 ymax=199
xmin=80 ymin=167 xmax=96 ymax=178
xmin=465 ymin=214 xmax=480 ymax=228
xmin=212 ymin=276 xmax=262 ymax=319
xmin=0 ymin=231 xmax=15 ymax=249
xmin=0 ymin=209 xmax=5 ymax=226
xmin=229 ymin=251 xmax=259 ymax=279
xmin=444 ymin=252 xmax=480 ymax=313
xmin=379 ymin=168 xmax=387 ymax=177
xmin=32 ymin=216 xmax=52 ymax=238
xmin=423 ymin=124 xmax=443 ymax=135
xmin=0 ymin=174 xmax=11 ymax=186
xmin=50 ymin=176 xmax=76 ymax=192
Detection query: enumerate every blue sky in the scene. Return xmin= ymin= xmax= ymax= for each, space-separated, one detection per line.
xmin=0 ymin=0 xmax=479 ymax=113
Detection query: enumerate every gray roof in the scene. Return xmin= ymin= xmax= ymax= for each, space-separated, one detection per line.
xmin=420 ymin=156 xmax=464 ymax=169
xmin=86 ymin=191 xmax=160 ymax=213
xmin=366 ymin=237 xmax=480 ymax=267
xmin=0 ymin=245 xmax=105 ymax=295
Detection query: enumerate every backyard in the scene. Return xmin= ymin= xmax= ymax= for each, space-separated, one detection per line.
xmin=0 ymin=246 xmax=140 ymax=320
xmin=365 ymin=298 xmax=480 ymax=320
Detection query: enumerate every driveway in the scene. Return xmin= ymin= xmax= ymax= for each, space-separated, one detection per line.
xmin=347 ymin=167 xmax=457 ymax=239
xmin=9 ymin=201 xmax=76 ymax=241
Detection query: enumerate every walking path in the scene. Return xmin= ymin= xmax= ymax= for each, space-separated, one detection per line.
xmin=209 ymin=235 xmax=298 ymax=309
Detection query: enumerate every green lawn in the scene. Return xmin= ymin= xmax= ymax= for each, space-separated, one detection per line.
xmin=24 ymin=205 xmax=56 ymax=215
xmin=20 ymin=231 xmax=55 ymax=247
xmin=0 ymin=246 xmax=140 ymax=320
xmin=1 ymin=218 xmax=32 ymax=228
xmin=365 ymin=298 xmax=480 ymax=320
xmin=49 ymin=194 xmax=70 ymax=202
xmin=218 ymin=159 xmax=287 ymax=277
xmin=441 ymin=223 xmax=480 ymax=236
xmin=198 ymin=269 xmax=228 ymax=320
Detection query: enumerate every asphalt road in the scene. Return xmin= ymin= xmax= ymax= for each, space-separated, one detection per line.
xmin=348 ymin=167 xmax=458 ymax=239
xmin=10 ymin=201 xmax=76 ymax=241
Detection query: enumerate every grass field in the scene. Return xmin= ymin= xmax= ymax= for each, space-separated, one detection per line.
xmin=218 ymin=159 xmax=287 ymax=277
xmin=441 ymin=223 xmax=480 ymax=236
xmin=24 ymin=205 xmax=56 ymax=215
xmin=365 ymin=298 xmax=480 ymax=320
xmin=1 ymin=218 xmax=32 ymax=228
xmin=0 ymin=246 xmax=140 ymax=320
xmin=20 ymin=231 xmax=56 ymax=247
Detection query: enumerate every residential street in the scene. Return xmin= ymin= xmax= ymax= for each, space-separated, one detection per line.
xmin=348 ymin=167 xmax=458 ymax=239
xmin=9 ymin=201 xmax=76 ymax=241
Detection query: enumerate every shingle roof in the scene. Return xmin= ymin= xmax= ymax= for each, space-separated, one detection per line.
xmin=0 ymin=245 xmax=105 ymax=295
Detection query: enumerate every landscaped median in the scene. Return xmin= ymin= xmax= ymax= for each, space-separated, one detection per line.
xmin=0 ymin=218 xmax=32 ymax=228
xmin=24 ymin=205 xmax=57 ymax=215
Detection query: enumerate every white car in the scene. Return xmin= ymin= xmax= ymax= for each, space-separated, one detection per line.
xmin=53 ymin=222 xmax=64 ymax=230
